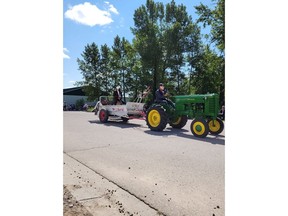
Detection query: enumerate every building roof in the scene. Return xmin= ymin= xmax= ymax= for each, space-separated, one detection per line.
xmin=63 ymin=87 xmax=85 ymax=96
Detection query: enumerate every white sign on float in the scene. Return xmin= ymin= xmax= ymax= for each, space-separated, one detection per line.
xmin=108 ymin=105 xmax=128 ymax=117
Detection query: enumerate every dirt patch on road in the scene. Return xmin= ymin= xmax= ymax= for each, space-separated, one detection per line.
xmin=63 ymin=185 xmax=93 ymax=216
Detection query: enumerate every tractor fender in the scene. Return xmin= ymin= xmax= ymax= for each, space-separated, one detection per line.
xmin=149 ymin=104 xmax=166 ymax=111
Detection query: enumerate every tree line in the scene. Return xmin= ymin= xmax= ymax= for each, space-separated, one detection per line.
xmin=75 ymin=0 xmax=225 ymax=105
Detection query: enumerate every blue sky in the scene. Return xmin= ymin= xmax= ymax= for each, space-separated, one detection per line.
xmin=63 ymin=0 xmax=214 ymax=88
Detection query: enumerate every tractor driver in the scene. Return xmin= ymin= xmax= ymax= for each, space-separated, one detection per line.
xmin=155 ymin=83 xmax=175 ymax=109
xmin=155 ymin=83 xmax=167 ymax=103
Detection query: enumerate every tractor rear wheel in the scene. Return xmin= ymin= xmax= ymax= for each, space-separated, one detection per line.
xmin=99 ymin=109 xmax=109 ymax=123
xmin=190 ymin=118 xmax=209 ymax=138
xmin=170 ymin=115 xmax=188 ymax=129
xmin=146 ymin=106 xmax=167 ymax=131
xmin=207 ymin=118 xmax=224 ymax=135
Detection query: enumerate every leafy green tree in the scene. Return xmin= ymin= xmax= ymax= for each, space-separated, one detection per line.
xmin=74 ymin=0 xmax=225 ymax=104
xmin=191 ymin=45 xmax=223 ymax=97
xmin=132 ymin=0 xmax=198 ymax=96
xmin=110 ymin=35 xmax=122 ymax=89
xmin=186 ymin=22 xmax=203 ymax=94
xmin=132 ymin=0 xmax=166 ymax=97
xmin=111 ymin=35 xmax=134 ymax=101
xmin=122 ymin=41 xmax=144 ymax=99
xmin=195 ymin=0 xmax=225 ymax=53
xmin=76 ymin=42 xmax=102 ymax=101
xmin=195 ymin=0 xmax=225 ymax=104
xmin=164 ymin=0 xmax=192 ymax=94
xmin=100 ymin=44 xmax=112 ymax=95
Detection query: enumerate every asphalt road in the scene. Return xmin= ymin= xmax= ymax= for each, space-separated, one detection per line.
xmin=64 ymin=111 xmax=225 ymax=216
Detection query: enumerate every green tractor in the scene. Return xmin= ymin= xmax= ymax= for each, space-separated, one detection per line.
xmin=146 ymin=93 xmax=224 ymax=138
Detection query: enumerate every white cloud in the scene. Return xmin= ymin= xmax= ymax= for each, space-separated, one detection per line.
xmin=64 ymin=2 xmax=119 ymax=27
xmin=63 ymin=54 xmax=70 ymax=59
xmin=63 ymin=48 xmax=70 ymax=59
xmin=105 ymin=2 xmax=119 ymax=15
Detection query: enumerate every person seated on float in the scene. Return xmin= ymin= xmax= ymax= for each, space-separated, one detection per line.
xmin=113 ymin=86 xmax=126 ymax=105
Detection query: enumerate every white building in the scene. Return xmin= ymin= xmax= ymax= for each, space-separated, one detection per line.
xmin=63 ymin=87 xmax=96 ymax=107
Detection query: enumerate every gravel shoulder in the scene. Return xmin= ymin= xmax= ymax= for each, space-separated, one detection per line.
xmin=64 ymin=153 xmax=164 ymax=216
xmin=64 ymin=185 xmax=93 ymax=216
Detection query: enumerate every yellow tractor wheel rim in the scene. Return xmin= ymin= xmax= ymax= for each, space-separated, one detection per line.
xmin=148 ymin=110 xmax=161 ymax=127
xmin=192 ymin=122 xmax=206 ymax=135
xmin=208 ymin=120 xmax=220 ymax=132
xmin=173 ymin=117 xmax=181 ymax=125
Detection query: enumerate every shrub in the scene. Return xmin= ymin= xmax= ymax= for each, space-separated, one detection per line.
xmin=75 ymin=98 xmax=85 ymax=110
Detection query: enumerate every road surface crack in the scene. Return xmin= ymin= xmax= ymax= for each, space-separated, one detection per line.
xmin=66 ymin=144 xmax=113 ymax=153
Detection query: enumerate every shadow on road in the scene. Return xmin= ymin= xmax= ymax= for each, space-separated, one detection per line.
xmin=89 ymin=119 xmax=224 ymax=145
xmin=144 ymin=128 xmax=225 ymax=145
xmin=88 ymin=120 xmax=143 ymax=128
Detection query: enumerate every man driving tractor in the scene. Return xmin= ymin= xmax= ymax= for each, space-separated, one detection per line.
xmin=155 ymin=83 xmax=168 ymax=103
xmin=155 ymin=83 xmax=175 ymax=108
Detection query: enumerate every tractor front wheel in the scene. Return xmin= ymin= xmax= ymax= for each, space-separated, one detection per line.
xmin=190 ymin=118 xmax=209 ymax=138
xmin=207 ymin=118 xmax=224 ymax=135
xmin=146 ymin=106 xmax=167 ymax=131
xmin=170 ymin=115 xmax=188 ymax=129
xmin=99 ymin=109 xmax=109 ymax=123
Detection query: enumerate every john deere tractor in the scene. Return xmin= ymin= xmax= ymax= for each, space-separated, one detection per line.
xmin=146 ymin=93 xmax=224 ymax=138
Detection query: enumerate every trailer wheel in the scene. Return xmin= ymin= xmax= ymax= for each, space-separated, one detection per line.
xmin=94 ymin=108 xmax=98 ymax=115
xmin=99 ymin=109 xmax=109 ymax=123
xmin=146 ymin=106 xmax=167 ymax=131
xmin=207 ymin=118 xmax=224 ymax=135
xmin=190 ymin=118 xmax=209 ymax=138
xmin=170 ymin=115 xmax=188 ymax=129
xmin=121 ymin=117 xmax=129 ymax=123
